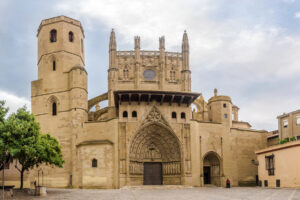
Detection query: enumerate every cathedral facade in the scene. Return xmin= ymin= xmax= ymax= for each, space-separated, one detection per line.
xmin=11 ymin=16 xmax=268 ymax=188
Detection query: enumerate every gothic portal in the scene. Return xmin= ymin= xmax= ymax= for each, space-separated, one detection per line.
xmin=129 ymin=108 xmax=182 ymax=185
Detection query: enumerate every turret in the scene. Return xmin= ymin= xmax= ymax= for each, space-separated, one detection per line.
xmin=108 ymin=29 xmax=118 ymax=106
xmin=134 ymin=36 xmax=141 ymax=89
xmin=109 ymin=29 xmax=116 ymax=68
xmin=207 ymin=89 xmax=232 ymax=126
xmin=232 ymin=105 xmax=239 ymax=121
xmin=159 ymin=36 xmax=165 ymax=90
xmin=159 ymin=36 xmax=165 ymax=51
xmin=181 ymin=31 xmax=191 ymax=91
xmin=134 ymin=36 xmax=140 ymax=50
xmin=182 ymin=30 xmax=189 ymax=70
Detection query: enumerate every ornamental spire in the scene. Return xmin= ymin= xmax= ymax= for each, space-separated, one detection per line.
xmin=182 ymin=30 xmax=189 ymax=70
xmin=109 ymin=28 xmax=116 ymax=51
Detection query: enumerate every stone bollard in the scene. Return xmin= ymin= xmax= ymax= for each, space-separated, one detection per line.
xmin=39 ymin=186 xmax=47 ymax=196
xmin=35 ymin=186 xmax=47 ymax=196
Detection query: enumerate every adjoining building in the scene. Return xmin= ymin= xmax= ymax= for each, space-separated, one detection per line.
xmin=267 ymin=130 xmax=279 ymax=147
xmin=1 ymin=16 xmax=268 ymax=189
xmin=256 ymin=109 xmax=300 ymax=188
xmin=277 ymin=110 xmax=300 ymax=140
xmin=256 ymin=140 xmax=300 ymax=188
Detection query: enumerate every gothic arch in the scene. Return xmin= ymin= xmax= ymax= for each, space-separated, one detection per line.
xmin=202 ymin=151 xmax=222 ymax=162
xmin=202 ymin=151 xmax=222 ymax=186
xmin=129 ymin=122 xmax=182 ymax=181
xmin=46 ymin=95 xmax=60 ymax=115
xmin=48 ymin=54 xmax=59 ymax=64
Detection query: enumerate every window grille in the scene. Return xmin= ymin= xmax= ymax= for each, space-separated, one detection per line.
xmin=265 ymin=155 xmax=275 ymax=176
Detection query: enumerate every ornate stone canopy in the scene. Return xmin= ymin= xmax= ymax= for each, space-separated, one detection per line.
xmin=114 ymin=90 xmax=200 ymax=107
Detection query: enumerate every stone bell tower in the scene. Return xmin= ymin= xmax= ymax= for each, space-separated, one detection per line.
xmin=31 ymin=16 xmax=88 ymax=187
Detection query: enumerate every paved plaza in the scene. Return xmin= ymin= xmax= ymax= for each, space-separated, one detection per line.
xmin=7 ymin=186 xmax=300 ymax=200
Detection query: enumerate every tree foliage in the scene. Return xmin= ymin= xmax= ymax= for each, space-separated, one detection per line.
xmin=0 ymin=100 xmax=10 ymax=170
xmin=1 ymin=104 xmax=64 ymax=189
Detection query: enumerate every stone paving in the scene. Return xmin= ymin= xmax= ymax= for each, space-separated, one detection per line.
xmin=7 ymin=186 xmax=300 ymax=200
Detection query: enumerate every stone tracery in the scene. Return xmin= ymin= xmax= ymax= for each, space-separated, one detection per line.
xmin=129 ymin=123 xmax=181 ymax=175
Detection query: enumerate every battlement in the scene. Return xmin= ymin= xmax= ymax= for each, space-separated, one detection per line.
xmin=37 ymin=15 xmax=84 ymax=37
xmin=116 ymin=50 xmax=182 ymax=58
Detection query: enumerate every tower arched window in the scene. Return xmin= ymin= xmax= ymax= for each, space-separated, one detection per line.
xmin=92 ymin=159 xmax=97 ymax=168
xmin=50 ymin=29 xmax=57 ymax=43
xmin=172 ymin=112 xmax=177 ymax=119
xmin=52 ymin=60 xmax=56 ymax=71
xmin=132 ymin=111 xmax=137 ymax=118
xmin=181 ymin=112 xmax=186 ymax=119
xmin=123 ymin=111 xmax=128 ymax=118
xmin=69 ymin=31 xmax=74 ymax=42
xmin=52 ymin=102 xmax=57 ymax=116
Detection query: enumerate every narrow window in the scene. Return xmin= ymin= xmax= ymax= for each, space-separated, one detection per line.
xmin=172 ymin=112 xmax=177 ymax=119
xmin=92 ymin=159 xmax=97 ymax=168
xmin=123 ymin=111 xmax=128 ymax=118
xmin=69 ymin=31 xmax=74 ymax=42
xmin=283 ymin=120 xmax=288 ymax=128
xmin=53 ymin=61 xmax=56 ymax=71
xmin=224 ymin=114 xmax=228 ymax=119
xmin=132 ymin=111 xmax=137 ymax=118
xmin=265 ymin=155 xmax=275 ymax=176
xmin=223 ymin=103 xmax=226 ymax=108
xmin=52 ymin=102 xmax=57 ymax=116
xmin=50 ymin=29 xmax=57 ymax=42
xmin=181 ymin=112 xmax=186 ymax=119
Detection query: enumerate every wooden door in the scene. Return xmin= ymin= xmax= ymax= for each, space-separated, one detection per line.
xmin=203 ymin=166 xmax=211 ymax=184
xmin=144 ymin=162 xmax=162 ymax=185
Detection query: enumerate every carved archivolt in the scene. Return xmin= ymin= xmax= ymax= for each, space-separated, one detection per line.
xmin=129 ymin=123 xmax=181 ymax=175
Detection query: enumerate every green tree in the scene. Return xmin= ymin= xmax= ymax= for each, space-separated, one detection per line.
xmin=5 ymin=107 xmax=64 ymax=189
xmin=0 ymin=100 xmax=10 ymax=170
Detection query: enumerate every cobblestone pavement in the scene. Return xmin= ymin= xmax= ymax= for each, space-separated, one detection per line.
xmin=8 ymin=186 xmax=300 ymax=200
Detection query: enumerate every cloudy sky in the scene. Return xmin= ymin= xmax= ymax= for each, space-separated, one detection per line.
xmin=0 ymin=0 xmax=300 ymax=131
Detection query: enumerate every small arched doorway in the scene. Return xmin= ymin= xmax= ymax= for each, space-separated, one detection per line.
xmin=203 ymin=152 xmax=221 ymax=186
xmin=129 ymin=123 xmax=181 ymax=185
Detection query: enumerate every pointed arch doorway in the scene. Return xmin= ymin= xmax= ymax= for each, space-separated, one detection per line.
xmin=203 ymin=152 xmax=221 ymax=186
xmin=129 ymin=123 xmax=182 ymax=185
